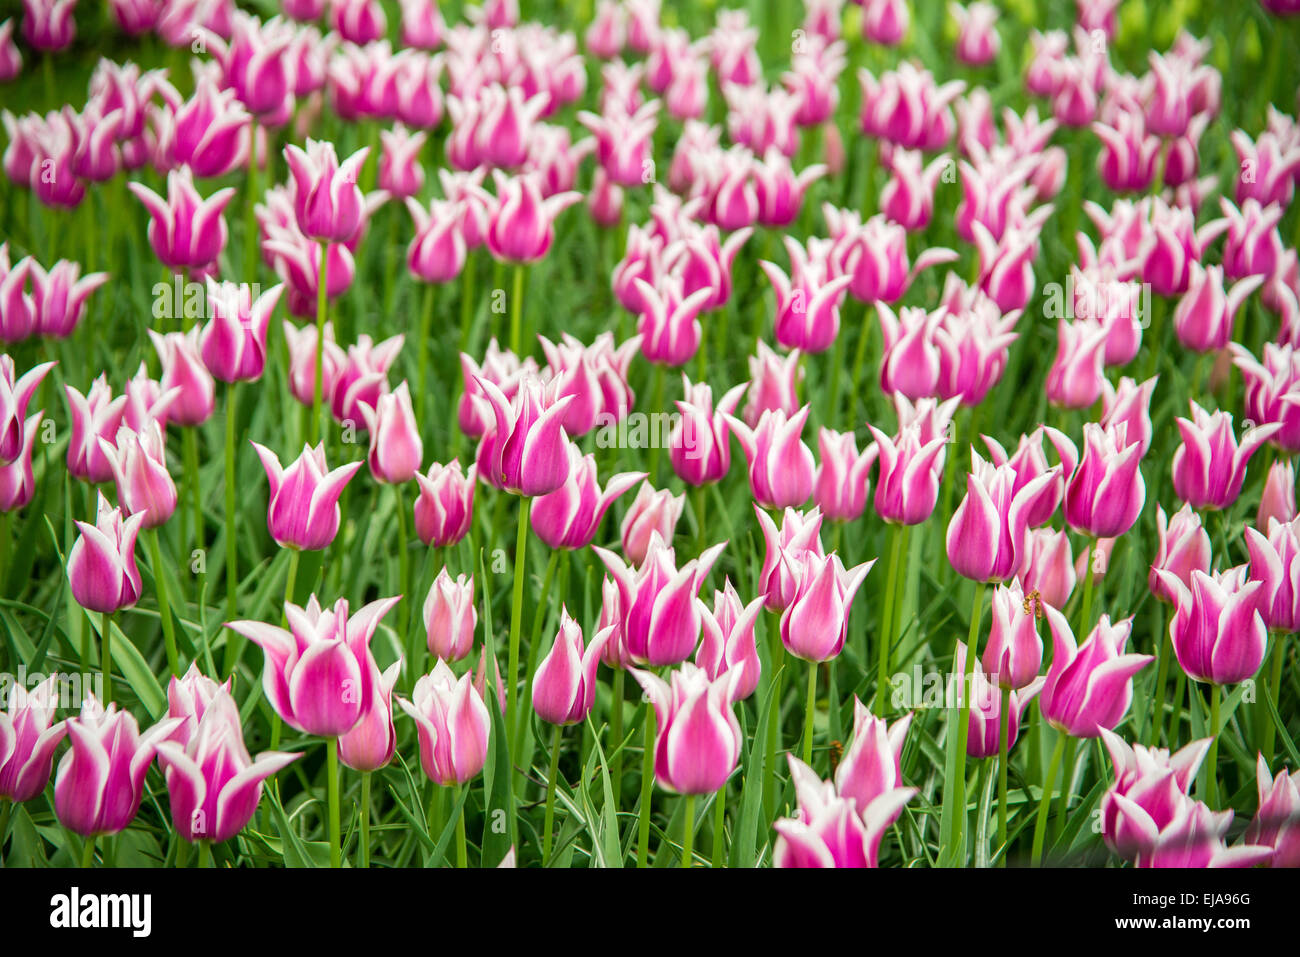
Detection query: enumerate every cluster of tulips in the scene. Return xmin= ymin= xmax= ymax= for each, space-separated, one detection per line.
xmin=0 ymin=0 xmax=1298 ymax=870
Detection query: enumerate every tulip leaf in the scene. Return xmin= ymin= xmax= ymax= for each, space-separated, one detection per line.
xmin=729 ymin=666 xmax=776 ymax=868
xmin=479 ymin=546 xmax=516 ymax=868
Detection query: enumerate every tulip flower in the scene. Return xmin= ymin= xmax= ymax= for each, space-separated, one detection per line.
xmin=64 ymin=377 xmax=126 ymax=485
xmin=21 ymin=0 xmax=75 ymax=52
xmin=761 ymin=238 xmax=854 ymax=354
xmin=284 ymin=139 xmax=370 ymax=243
xmin=754 ymin=505 xmax=826 ymax=613
xmin=486 ymin=171 xmax=582 ymax=264
xmin=1016 ymin=527 xmax=1076 ymax=611
xmin=407 ymin=198 xmax=467 ymax=285
xmin=358 ymin=380 xmax=422 ymax=484
xmin=742 ymin=340 xmax=803 ymax=426
xmin=1171 ymin=402 xmax=1279 ymax=512
xmin=472 ymin=373 xmax=574 ymax=497
xmin=619 ymin=482 xmax=683 ymax=565
xmin=1245 ymin=518 xmax=1300 ymax=634
xmin=1097 ymin=728 xmax=1212 ymax=861
xmin=252 ymin=441 xmax=363 ymax=551
xmin=413 ymin=460 xmax=475 ymax=548
xmin=1149 ymin=504 xmax=1212 ymax=604
xmin=814 ymin=427 xmax=876 ymax=522
xmin=1258 ymin=460 xmax=1297 ymax=530
xmin=780 ymin=551 xmax=874 ymax=662
xmin=330 ymin=332 xmax=403 ymax=426
xmin=378 ymin=124 xmax=425 ymax=200
xmin=982 ymin=581 xmax=1044 ymax=690
xmin=1155 ymin=566 xmax=1269 ymax=687
xmin=774 ymin=755 xmax=916 ymax=868
xmin=595 ymin=534 xmax=726 ymax=666
xmin=100 ymin=422 xmax=176 ymax=530
xmin=670 ymin=377 xmax=743 ymax=487
xmin=129 ymin=167 xmax=236 ymax=272
xmin=826 ymin=206 xmax=958 ymax=304
xmin=696 ymin=580 xmax=764 ymax=702
xmin=1245 ymin=755 xmax=1300 ymax=868
xmin=867 ymin=420 xmax=948 ymax=526
xmin=1040 ymin=609 xmax=1153 ymax=737
xmin=397 ymin=660 xmax=491 ymax=786
xmin=148 ymin=329 xmax=214 ymax=426
xmin=0 ymin=674 xmax=67 ymax=803
xmin=0 ymin=356 xmax=52 ymax=464
xmin=166 ymin=663 xmax=231 ymax=748
xmin=0 ymin=251 xmax=36 ymax=343
xmin=227 ymin=594 xmax=397 ymax=737
xmin=156 ymin=689 xmax=299 ymax=843
xmin=1045 ymin=317 xmax=1108 ymax=410
xmin=951 ymin=2 xmax=1000 ymax=66
xmin=947 ymin=448 xmax=1059 ymax=583
xmin=422 ymin=569 xmax=477 ymax=663
xmin=1063 ymin=422 xmax=1146 ymax=539
xmin=1123 ymin=793 xmax=1272 ymax=868
xmin=879 ymin=147 xmax=948 ymax=232
xmin=0 ymin=20 xmax=22 ymax=81
xmin=631 ymin=663 xmax=744 ymax=795
xmin=28 ymin=260 xmax=109 ymax=339
xmin=1099 ymin=375 xmax=1157 ymax=457
xmin=338 ymin=658 xmax=402 ymax=773
xmin=200 ymin=280 xmax=284 ymax=384
xmin=533 ymin=612 xmax=612 ymax=726
xmin=1232 ymin=343 xmax=1300 ymax=454
xmin=1173 ymin=263 xmax=1263 ymax=353
xmin=956 ymin=642 xmax=1042 ymax=758
xmin=154 ymin=75 xmax=250 ymax=179
xmin=68 ymin=492 xmax=144 ymax=615
xmin=726 ymin=405 xmax=817 ymax=510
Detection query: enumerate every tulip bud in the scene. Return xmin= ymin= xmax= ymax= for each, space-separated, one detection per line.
xmin=1040 ymin=608 xmax=1153 ymax=737
xmin=413 ymin=460 xmax=475 ymax=548
xmin=0 ymin=674 xmax=67 ymax=803
xmin=397 ymin=660 xmax=491 ymax=786
xmin=423 ymin=569 xmax=477 ymax=663
xmin=532 ymin=611 xmax=612 ymax=726
xmin=630 ymin=663 xmax=744 ymax=794
xmin=252 ymin=441 xmax=363 ymax=551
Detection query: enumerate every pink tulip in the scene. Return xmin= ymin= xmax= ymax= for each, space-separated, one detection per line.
xmin=330 ymin=332 xmax=402 ymax=426
xmin=1258 ymin=460 xmax=1297 ymax=531
xmin=1045 ymin=317 xmax=1108 ymax=409
xmin=1220 ymin=197 xmax=1284 ymax=281
xmin=670 ymin=377 xmax=743 ymax=487
xmin=585 ymin=0 xmax=624 ymax=58
xmin=1172 ymin=402 xmax=1278 ymax=511
xmin=0 ymin=251 xmax=36 ymax=343
xmin=947 ymin=448 xmax=1059 ymax=583
xmin=1016 ymin=527 xmax=1076 ymax=610
xmin=358 ymin=380 xmax=421 ymax=484
xmin=331 ymin=0 xmax=386 ymax=45
xmin=227 ymin=594 xmax=397 ymax=737
xmin=377 ymin=124 xmax=425 ymax=200
xmin=0 ymin=356 xmax=52 ymax=464
xmin=814 ymin=427 xmax=876 ymax=522
xmin=100 ymin=422 xmax=176 ymax=530
xmin=753 ymin=148 xmax=826 ymax=227
xmin=21 ymin=0 xmax=75 ymax=52
xmin=696 ymin=579 xmax=764 ymax=701
xmin=537 ymin=332 xmax=617 ymax=437
xmin=531 ymin=447 xmax=643 ymax=551
xmin=1244 ymin=519 xmax=1300 ymax=634
xmin=983 ymin=580 xmax=1045 ymax=690
xmin=1040 ymin=609 xmax=1153 ymax=737
xmin=578 ymin=100 xmax=659 ymax=187
xmin=1149 ymin=504 xmax=1212 ymax=604
xmin=726 ymin=405 xmax=817 ymax=510
xmin=634 ymin=275 xmax=712 ymax=367
xmin=209 ymin=11 xmax=293 ymax=121
xmin=1245 ymin=755 xmax=1300 ymax=868
xmin=28 ymin=258 xmax=108 ymax=340
xmin=1233 ymin=343 xmax=1300 ymax=453
xmin=834 ymin=699 xmax=912 ymax=812
xmin=630 ymin=662 xmax=743 ymax=794
xmin=397 ymin=660 xmax=491 ymax=786
xmin=858 ymin=62 xmax=964 ymax=150
xmin=741 ymin=340 xmax=802 ymax=426
xmin=0 ymin=674 xmax=67 ymax=803
xmin=1063 ymin=422 xmax=1146 ymax=539
xmin=413 ymin=460 xmax=475 ymax=548
xmin=826 ymin=206 xmax=958 ymax=304
xmin=1099 ymin=375 xmax=1157 ymax=457
xmin=0 ymin=19 xmax=23 ymax=81
xmin=282 ymin=319 xmax=343 ymax=407
xmin=595 ymin=534 xmax=725 ymax=666
xmin=1093 ymin=110 xmax=1160 ymax=193
xmin=200 ymin=280 xmax=283 ymax=383
xmin=1126 ymin=795 xmax=1272 ymax=868
xmin=617 ymin=482 xmax=682 ymax=564
xmin=667 ymin=222 xmax=750 ymax=312
xmin=284 ymin=139 xmax=369 ymax=243
xmin=166 ymin=663 xmax=231 ymax=748
xmin=879 ymin=147 xmax=948 ymax=232
xmin=338 ymin=657 xmax=402 ymax=772
xmin=423 ymin=569 xmax=477 ymax=662
xmin=755 ymin=505 xmax=825 ymax=612
xmin=486 ymin=171 xmax=581 ymax=264
xmin=252 ymin=441 xmax=362 ymax=551
xmin=1098 ymin=728 xmax=1212 ymax=861
xmin=472 ymin=372 xmax=574 ymax=497
xmin=861 ymin=0 xmax=909 ymax=45
xmin=780 ymin=551 xmax=874 ymax=662
xmin=956 ymin=642 xmax=1042 ymax=758
xmin=68 ymin=492 xmax=144 ymax=614
xmin=775 ymin=755 xmax=916 ymax=868
xmin=1173 ymin=263 xmax=1263 ymax=353
xmin=532 ymin=611 xmax=612 ymax=725
xmin=980 ymin=425 xmax=1077 ymax=529
xmin=867 ymin=420 xmax=948 ymax=526
xmin=951 ymin=2 xmax=1000 ymax=66
xmin=761 ymin=237 xmax=854 ymax=354
xmin=64 ymin=378 xmax=126 ymax=484
xmin=457 ymin=342 xmax=539 ymax=438
xmin=1232 ymin=128 xmax=1300 ymax=209
xmin=129 ymin=168 xmax=235 ymax=272
xmin=157 ymin=689 xmax=299 ymax=842
xmin=55 ymin=699 xmax=180 ymax=837
xmin=0 ymin=409 xmax=39 ymax=511
xmin=400 ymin=0 xmax=443 ymax=50
xmin=155 ymin=75 xmax=250 ymax=179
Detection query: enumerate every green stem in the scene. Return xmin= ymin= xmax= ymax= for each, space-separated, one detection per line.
xmin=1261 ymin=632 xmax=1288 ymax=762
xmin=244 ymin=119 xmax=259 ymax=281
xmin=327 ymin=736 xmax=341 ymax=868
xmin=283 ymin=549 xmax=300 ymax=618
xmin=876 ymin=524 xmax=903 ymax=712
xmin=1207 ymin=684 xmax=1221 ymax=808
xmin=648 ymin=364 xmax=666 ymax=484
xmin=509 ymin=263 xmax=525 ymax=355
xmin=610 ymin=668 xmax=625 ymax=800
xmin=417 ymin=282 xmax=435 ymax=412
xmin=223 ymin=381 xmax=239 ymax=634
xmin=763 ymin=625 xmax=785 ymax=823
xmin=1030 ymin=731 xmax=1067 ymax=867
xmin=1077 ymin=539 xmax=1096 ymax=636
xmin=196 ymin=840 xmax=212 ymax=869
xmin=102 ymin=611 xmax=113 ymax=704
xmin=458 ymin=256 xmax=476 ymax=354
xmin=680 ymin=793 xmax=697 ymax=868
xmin=711 ymin=785 xmax=726 ymax=868
xmin=1051 ymin=736 xmax=1079 ymax=841
xmin=802 ymin=659 xmax=817 ymax=765
xmin=146 ymin=528 xmax=180 ymax=678
xmin=1148 ymin=604 xmax=1172 ymax=746
xmin=506 ymin=496 xmax=532 ymax=752
xmin=183 ymin=426 xmax=203 ymax=601
xmin=455 ymin=786 xmax=468 ymax=868
xmin=543 ymin=723 xmax=563 ymax=865
xmin=950 ymin=580 xmax=987 ymax=859
xmin=312 ymin=240 xmax=329 ymax=446
xmin=636 ymin=705 xmax=656 ymax=867
xmin=997 ymin=688 xmax=1010 ymax=866
xmin=359 ymin=772 xmax=371 ymax=869
xmin=394 ymin=483 xmax=411 ymax=645
xmin=81 ymin=836 xmax=96 ymax=869
xmin=846 ymin=302 xmax=873 ymax=429
xmin=0 ymin=800 xmax=9 ymax=860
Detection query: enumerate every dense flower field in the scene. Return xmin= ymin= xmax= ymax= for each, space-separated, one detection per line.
xmin=0 ymin=0 xmax=1297 ymax=871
